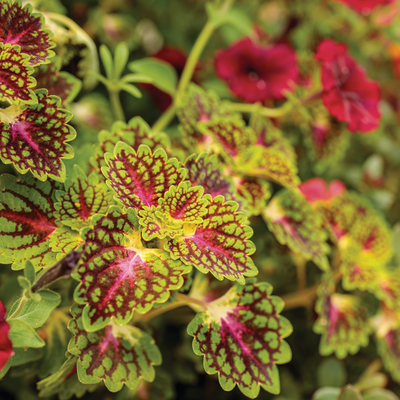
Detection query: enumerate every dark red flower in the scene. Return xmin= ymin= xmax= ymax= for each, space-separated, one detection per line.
xmin=0 ymin=301 xmax=13 ymax=370
xmin=324 ymin=0 xmax=394 ymax=13
xmin=214 ymin=37 xmax=299 ymax=103
xmin=315 ymin=39 xmax=381 ymax=133
xmin=299 ymin=178 xmax=346 ymax=204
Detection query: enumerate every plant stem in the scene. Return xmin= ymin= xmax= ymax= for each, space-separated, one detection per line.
xmin=139 ymin=301 xmax=187 ymax=321
xmin=174 ymin=20 xmax=216 ymax=108
xmin=152 ymin=104 xmax=176 ymax=132
xmin=282 ymin=270 xmax=342 ymax=310
xmin=228 ymin=101 xmax=295 ymax=118
xmin=294 ymin=255 xmax=307 ymax=292
xmin=109 ymin=89 xmax=125 ymax=121
xmin=175 ymin=293 xmax=208 ymax=309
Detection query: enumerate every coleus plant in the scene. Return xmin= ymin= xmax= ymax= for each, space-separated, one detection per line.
xmin=1 ymin=0 xmax=400 ymax=399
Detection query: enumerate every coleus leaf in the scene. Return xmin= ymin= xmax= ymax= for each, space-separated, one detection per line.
xmin=250 ymin=114 xmax=297 ymax=164
xmin=35 ymin=61 xmax=82 ymax=104
xmin=184 ymin=153 xmax=233 ymax=199
xmin=238 ymin=146 xmax=300 ymax=189
xmin=302 ymin=112 xmax=349 ymax=173
xmin=49 ymin=226 xmax=84 ymax=260
xmin=166 ymin=195 xmax=257 ymax=284
xmin=314 ymin=280 xmax=371 ymax=359
xmin=235 ymin=177 xmax=271 ymax=217
xmin=68 ymin=304 xmax=162 ymax=392
xmin=0 ymin=43 xmax=37 ymax=104
xmin=187 ymin=281 xmax=292 ymax=398
xmin=74 ymin=206 xmax=191 ymax=331
xmin=139 ymin=182 xmax=209 ymax=241
xmin=0 ymin=0 xmax=55 ymax=66
xmin=37 ymin=356 xmax=99 ymax=400
xmin=91 ymin=116 xmax=170 ymax=172
xmin=177 ymin=83 xmax=227 ymax=138
xmin=54 ymin=165 xmax=113 ymax=230
xmin=0 ymin=89 xmax=76 ymax=182
xmin=102 ymin=143 xmax=185 ymax=212
xmin=263 ymin=189 xmax=330 ymax=271
xmin=0 ymin=173 xmax=60 ymax=270
xmin=198 ymin=116 xmax=257 ymax=161
xmin=324 ymin=192 xmax=393 ymax=290
xmin=376 ymin=327 xmax=400 ymax=383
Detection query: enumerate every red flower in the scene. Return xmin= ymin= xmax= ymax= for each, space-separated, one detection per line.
xmin=299 ymin=178 xmax=346 ymax=204
xmin=324 ymin=0 xmax=394 ymax=13
xmin=0 ymin=301 xmax=13 ymax=370
xmin=214 ymin=37 xmax=299 ymax=103
xmin=315 ymin=39 xmax=381 ymax=133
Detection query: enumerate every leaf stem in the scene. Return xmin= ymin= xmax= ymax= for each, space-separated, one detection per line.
xmin=152 ymin=104 xmax=176 ymax=132
xmin=228 ymin=101 xmax=295 ymax=118
xmin=282 ymin=270 xmax=342 ymax=310
xmin=174 ymin=20 xmax=216 ymax=108
xmin=175 ymin=293 xmax=208 ymax=310
xmin=109 ymin=88 xmax=125 ymax=122
xmin=139 ymin=301 xmax=187 ymax=321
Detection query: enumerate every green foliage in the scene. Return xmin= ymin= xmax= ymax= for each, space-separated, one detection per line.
xmin=1 ymin=0 xmax=400 ymax=399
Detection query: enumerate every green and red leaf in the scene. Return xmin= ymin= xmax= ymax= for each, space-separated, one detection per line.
xmin=68 ymin=304 xmax=162 ymax=392
xmin=102 ymin=143 xmax=185 ymax=211
xmin=91 ymin=117 xmax=170 ymax=172
xmin=54 ymin=165 xmax=113 ymax=230
xmin=314 ymin=281 xmax=371 ymax=359
xmin=0 ymin=173 xmax=60 ymax=270
xmin=49 ymin=226 xmax=84 ymax=260
xmin=184 ymin=153 xmax=233 ymax=199
xmin=0 ymin=0 xmax=55 ymax=66
xmin=74 ymin=207 xmax=191 ymax=331
xmin=235 ymin=177 xmax=271 ymax=217
xmin=0 ymin=43 xmax=37 ymax=104
xmin=198 ymin=116 xmax=256 ymax=160
xmin=188 ymin=281 xmax=292 ymax=398
xmin=238 ymin=146 xmax=300 ymax=189
xmin=0 ymin=89 xmax=76 ymax=182
xmin=263 ymin=189 xmax=330 ymax=270
xmin=166 ymin=195 xmax=257 ymax=284
xmin=35 ymin=61 xmax=82 ymax=104
xmin=376 ymin=327 xmax=400 ymax=384
xmin=139 ymin=182 xmax=209 ymax=241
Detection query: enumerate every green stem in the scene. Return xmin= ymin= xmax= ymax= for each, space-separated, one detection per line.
xmin=174 ymin=20 xmax=216 ymax=108
xmin=109 ymin=89 xmax=125 ymax=121
xmin=175 ymin=293 xmax=208 ymax=310
xmin=229 ymin=101 xmax=294 ymax=118
xmin=152 ymin=104 xmax=176 ymax=132
xmin=139 ymin=300 xmax=187 ymax=321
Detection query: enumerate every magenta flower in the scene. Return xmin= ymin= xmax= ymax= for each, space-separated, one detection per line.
xmin=299 ymin=178 xmax=346 ymax=204
xmin=0 ymin=301 xmax=13 ymax=370
xmin=214 ymin=38 xmax=299 ymax=103
xmin=324 ymin=0 xmax=394 ymax=13
xmin=315 ymin=39 xmax=381 ymax=133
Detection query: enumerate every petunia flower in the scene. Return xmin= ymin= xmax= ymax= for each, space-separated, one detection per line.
xmin=214 ymin=37 xmax=299 ymax=103
xmin=315 ymin=39 xmax=381 ymax=133
xmin=0 ymin=301 xmax=13 ymax=370
xmin=299 ymin=177 xmax=346 ymax=204
xmin=324 ymin=0 xmax=394 ymax=13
